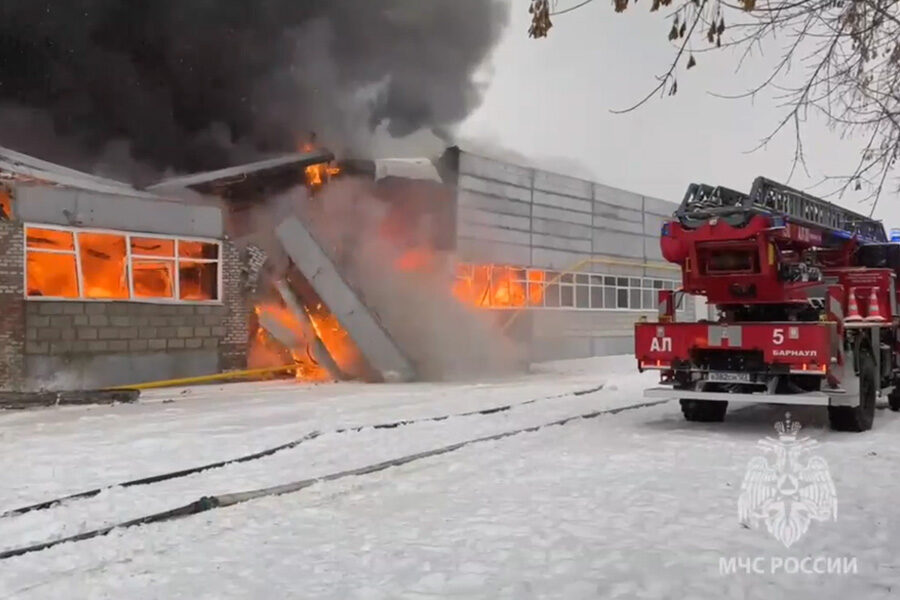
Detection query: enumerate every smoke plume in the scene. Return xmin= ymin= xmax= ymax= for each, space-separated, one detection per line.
xmin=238 ymin=178 xmax=526 ymax=382
xmin=0 ymin=1 xmax=508 ymax=178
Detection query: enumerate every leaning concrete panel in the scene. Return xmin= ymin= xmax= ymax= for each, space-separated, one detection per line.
xmin=272 ymin=280 xmax=344 ymax=381
xmin=276 ymin=217 xmax=416 ymax=382
xmin=15 ymin=185 xmax=223 ymax=238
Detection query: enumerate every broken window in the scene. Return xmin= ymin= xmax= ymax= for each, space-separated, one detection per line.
xmin=453 ymin=262 xmax=682 ymax=313
xmin=177 ymin=240 xmax=218 ymax=300
xmin=179 ymin=261 xmax=218 ymax=301
xmin=26 ymin=253 xmax=79 ymax=298
xmin=24 ymin=225 xmax=221 ymax=303
xmin=78 ymin=232 xmax=128 ymax=299
xmin=25 ymin=228 xmax=78 ymax=298
xmin=131 ymin=237 xmax=175 ymax=299
xmin=179 ymin=240 xmax=218 ymax=260
xmin=133 ymin=261 xmax=176 ymax=299
xmin=131 ymin=237 xmax=175 ymax=257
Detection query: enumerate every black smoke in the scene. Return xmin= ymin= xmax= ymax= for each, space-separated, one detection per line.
xmin=0 ymin=1 xmax=508 ymax=177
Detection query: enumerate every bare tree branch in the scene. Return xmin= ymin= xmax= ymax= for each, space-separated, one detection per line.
xmin=529 ymin=0 xmax=900 ymax=205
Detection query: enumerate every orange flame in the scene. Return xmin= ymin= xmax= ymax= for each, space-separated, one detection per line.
xmin=453 ymin=264 xmax=539 ymax=308
xmin=251 ymin=303 xmax=329 ymax=381
xmin=250 ymin=300 xmax=364 ymax=382
xmin=395 ymin=247 xmax=435 ymax=273
xmin=307 ymin=304 xmax=364 ymax=375
xmin=300 ymin=142 xmax=341 ymax=188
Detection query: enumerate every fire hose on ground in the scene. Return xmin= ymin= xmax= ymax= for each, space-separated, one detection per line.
xmin=2 ymin=383 xmax=607 ymax=518
xmin=0 ymin=396 xmax=668 ymax=561
xmin=108 ymin=364 xmax=299 ymax=391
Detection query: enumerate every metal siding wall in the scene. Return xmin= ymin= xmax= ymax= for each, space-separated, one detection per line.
xmin=456 ymin=154 xmax=533 ymax=266
xmin=454 ymin=150 xmax=682 ymax=359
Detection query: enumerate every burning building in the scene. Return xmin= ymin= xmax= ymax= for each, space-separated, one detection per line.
xmin=0 ymin=141 xmax=689 ymax=395
xmin=0 ymin=146 xmax=248 ymax=392
xmin=440 ymin=147 xmax=693 ymax=361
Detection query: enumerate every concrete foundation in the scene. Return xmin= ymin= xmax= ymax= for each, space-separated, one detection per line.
xmin=25 ymin=350 xmax=219 ymax=390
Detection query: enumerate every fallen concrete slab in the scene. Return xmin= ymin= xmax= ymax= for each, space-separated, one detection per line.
xmin=272 ymin=280 xmax=345 ymax=381
xmin=276 ymin=216 xmax=416 ymax=382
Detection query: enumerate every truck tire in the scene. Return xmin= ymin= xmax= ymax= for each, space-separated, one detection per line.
xmin=889 ymin=390 xmax=900 ymax=412
xmin=680 ymin=399 xmax=727 ymax=422
xmin=828 ymin=350 xmax=876 ymax=432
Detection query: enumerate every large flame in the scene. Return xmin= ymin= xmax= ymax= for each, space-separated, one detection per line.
xmin=394 ymin=245 xmax=543 ymax=309
xmin=300 ymin=142 xmax=341 ymax=188
xmin=453 ymin=264 xmax=542 ymax=308
xmin=250 ymin=299 xmax=364 ymax=382
xmin=251 ymin=303 xmax=329 ymax=381
xmin=25 ymin=228 xmax=217 ymax=301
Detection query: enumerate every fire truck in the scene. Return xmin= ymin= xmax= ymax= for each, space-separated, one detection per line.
xmin=635 ymin=177 xmax=900 ymax=431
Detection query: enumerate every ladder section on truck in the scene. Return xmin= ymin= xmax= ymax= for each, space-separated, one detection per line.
xmin=676 ymin=177 xmax=887 ymax=243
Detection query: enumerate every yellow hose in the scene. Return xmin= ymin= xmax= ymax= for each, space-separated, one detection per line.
xmin=109 ymin=364 xmax=297 ymax=391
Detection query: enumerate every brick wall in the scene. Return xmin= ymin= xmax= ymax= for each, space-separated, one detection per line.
xmin=0 ymin=220 xmax=25 ymax=391
xmin=25 ymin=302 xmax=228 ymax=356
xmin=219 ymin=239 xmax=249 ymax=371
xmin=22 ymin=236 xmax=250 ymax=383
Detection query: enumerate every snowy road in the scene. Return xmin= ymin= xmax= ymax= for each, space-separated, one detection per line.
xmin=1 ymin=356 xmax=900 ymax=599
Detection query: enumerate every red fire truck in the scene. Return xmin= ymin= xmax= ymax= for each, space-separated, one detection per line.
xmin=635 ymin=177 xmax=900 ymax=431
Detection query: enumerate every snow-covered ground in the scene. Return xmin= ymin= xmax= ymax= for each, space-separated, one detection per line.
xmin=1 ymin=355 xmax=899 ymax=599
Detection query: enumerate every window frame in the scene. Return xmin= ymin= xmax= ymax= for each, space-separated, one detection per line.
xmin=23 ymin=223 xmax=223 ymax=304
xmin=455 ymin=262 xmax=683 ymax=312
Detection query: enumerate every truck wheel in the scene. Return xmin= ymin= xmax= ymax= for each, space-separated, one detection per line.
xmin=829 ymin=350 xmax=876 ymax=432
xmin=889 ymin=390 xmax=900 ymax=412
xmin=680 ymin=399 xmax=727 ymax=422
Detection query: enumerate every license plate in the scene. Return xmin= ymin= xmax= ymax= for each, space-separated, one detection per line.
xmin=707 ymin=371 xmax=751 ymax=383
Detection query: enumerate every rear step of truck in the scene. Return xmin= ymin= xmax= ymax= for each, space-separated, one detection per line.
xmin=643 ymin=386 xmax=850 ymax=406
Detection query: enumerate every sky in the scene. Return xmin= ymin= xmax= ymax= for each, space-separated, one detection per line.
xmin=457 ymin=0 xmax=899 ymax=232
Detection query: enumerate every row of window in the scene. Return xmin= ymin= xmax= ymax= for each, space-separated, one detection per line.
xmin=454 ymin=264 xmax=683 ymax=311
xmin=25 ymin=225 xmax=221 ymax=302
